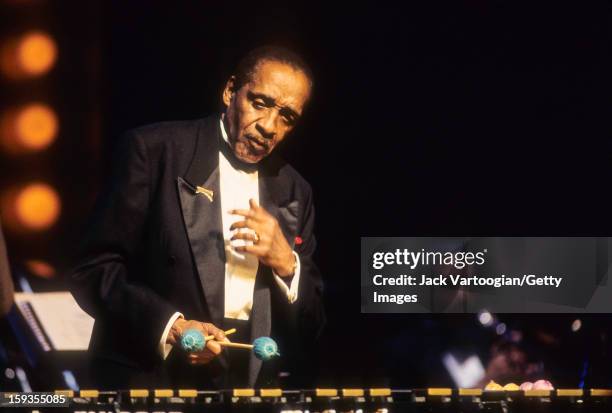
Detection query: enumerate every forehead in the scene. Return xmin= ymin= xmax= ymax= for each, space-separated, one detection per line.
xmin=245 ymin=60 xmax=311 ymax=112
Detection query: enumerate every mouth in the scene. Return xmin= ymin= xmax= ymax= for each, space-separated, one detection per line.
xmin=245 ymin=135 xmax=268 ymax=154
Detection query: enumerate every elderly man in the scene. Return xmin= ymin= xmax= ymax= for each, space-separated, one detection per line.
xmin=71 ymin=46 xmax=325 ymax=389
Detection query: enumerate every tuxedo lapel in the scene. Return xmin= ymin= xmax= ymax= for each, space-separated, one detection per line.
xmin=247 ymin=277 xmax=271 ymax=386
xmin=177 ymin=118 xmax=226 ymax=327
xmin=259 ymin=166 xmax=299 ymax=249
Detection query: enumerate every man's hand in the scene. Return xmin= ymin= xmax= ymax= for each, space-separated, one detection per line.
xmin=229 ymin=199 xmax=296 ymax=276
xmin=167 ymin=318 xmax=227 ymax=365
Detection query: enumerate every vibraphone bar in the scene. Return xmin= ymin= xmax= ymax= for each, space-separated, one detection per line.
xmin=36 ymin=388 xmax=612 ymax=412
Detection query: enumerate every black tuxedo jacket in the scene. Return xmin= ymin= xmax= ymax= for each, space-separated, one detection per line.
xmin=71 ymin=115 xmax=325 ymax=387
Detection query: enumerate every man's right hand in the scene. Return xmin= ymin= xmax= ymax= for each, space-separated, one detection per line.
xmin=167 ymin=318 xmax=227 ymax=365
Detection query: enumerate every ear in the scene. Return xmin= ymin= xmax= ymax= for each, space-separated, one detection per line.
xmin=222 ymin=76 xmax=237 ymax=108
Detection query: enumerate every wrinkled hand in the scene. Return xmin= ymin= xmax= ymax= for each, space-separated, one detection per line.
xmin=167 ymin=318 xmax=228 ymax=365
xmin=229 ymin=199 xmax=296 ymax=276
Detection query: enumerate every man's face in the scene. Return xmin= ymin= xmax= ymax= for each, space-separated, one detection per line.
xmin=223 ymin=59 xmax=311 ymax=163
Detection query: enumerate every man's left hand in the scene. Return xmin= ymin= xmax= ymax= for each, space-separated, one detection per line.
xmin=229 ymin=199 xmax=295 ymax=276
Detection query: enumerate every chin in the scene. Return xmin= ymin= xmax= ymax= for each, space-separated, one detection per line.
xmin=241 ymin=155 xmax=261 ymax=164
xmin=235 ymin=150 xmax=263 ymax=164
xmin=234 ymin=143 xmax=265 ymax=163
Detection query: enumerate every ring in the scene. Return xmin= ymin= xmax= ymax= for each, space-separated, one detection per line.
xmin=253 ymin=232 xmax=260 ymax=244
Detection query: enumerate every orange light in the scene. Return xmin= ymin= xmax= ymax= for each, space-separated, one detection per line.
xmin=1 ymin=103 xmax=58 ymax=153
xmin=25 ymin=259 xmax=56 ymax=279
xmin=15 ymin=183 xmax=61 ymax=230
xmin=1 ymin=31 xmax=57 ymax=78
xmin=1 ymin=183 xmax=61 ymax=231
xmin=15 ymin=104 xmax=58 ymax=149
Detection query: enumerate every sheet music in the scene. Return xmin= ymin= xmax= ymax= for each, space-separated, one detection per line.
xmin=14 ymin=292 xmax=93 ymax=351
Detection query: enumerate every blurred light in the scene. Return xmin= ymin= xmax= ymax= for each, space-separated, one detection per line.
xmin=25 ymin=259 xmax=56 ymax=278
xmin=4 ymin=368 xmax=15 ymax=379
xmin=510 ymin=330 xmax=523 ymax=343
xmin=1 ymin=104 xmax=59 ymax=153
xmin=62 ymin=370 xmax=79 ymax=391
xmin=15 ymin=183 xmax=60 ymax=229
xmin=1 ymin=183 xmax=61 ymax=231
xmin=15 ymin=366 xmax=32 ymax=392
xmin=572 ymin=319 xmax=582 ymax=332
xmin=15 ymin=104 xmax=58 ymax=149
xmin=496 ymin=323 xmax=507 ymax=335
xmin=1 ymin=31 xmax=57 ymax=78
xmin=442 ymin=353 xmax=485 ymax=388
xmin=18 ymin=276 xmax=33 ymax=293
xmin=478 ymin=310 xmax=494 ymax=327
xmin=17 ymin=32 xmax=57 ymax=75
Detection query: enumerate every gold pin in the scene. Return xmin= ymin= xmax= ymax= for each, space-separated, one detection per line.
xmin=195 ymin=186 xmax=214 ymax=202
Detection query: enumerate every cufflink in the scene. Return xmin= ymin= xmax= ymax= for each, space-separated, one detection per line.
xmin=195 ymin=185 xmax=214 ymax=202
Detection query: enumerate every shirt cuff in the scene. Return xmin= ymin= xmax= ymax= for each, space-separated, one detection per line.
xmin=272 ymin=251 xmax=300 ymax=304
xmin=159 ymin=311 xmax=183 ymax=360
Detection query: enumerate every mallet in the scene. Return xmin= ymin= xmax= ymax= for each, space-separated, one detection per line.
xmin=180 ymin=328 xmax=280 ymax=361
xmin=217 ymin=337 xmax=280 ymax=361
xmin=180 ymin=328 xmax=236 ymax=352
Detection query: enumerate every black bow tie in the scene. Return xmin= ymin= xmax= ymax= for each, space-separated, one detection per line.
xmin=218 ymin=135 xmax=258 ymax=173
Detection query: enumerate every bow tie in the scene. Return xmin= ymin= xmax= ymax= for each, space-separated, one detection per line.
xmin=218 ymin=135 xmax=258 ymax=173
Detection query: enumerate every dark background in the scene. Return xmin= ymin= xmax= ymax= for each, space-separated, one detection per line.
xmin=1 ymin=0 xmax=611 ymax=389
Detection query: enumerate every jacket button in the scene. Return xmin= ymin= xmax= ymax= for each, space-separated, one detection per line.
xmin=168 ymin=255 xmax=176 ymax=266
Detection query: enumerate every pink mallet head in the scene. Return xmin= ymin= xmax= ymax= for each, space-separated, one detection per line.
xmin=533 ymin=379 xmax=554 ymax=390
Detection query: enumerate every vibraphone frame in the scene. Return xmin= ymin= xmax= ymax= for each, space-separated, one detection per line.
xmin=41 ymin=387 xmax=612 ymax=412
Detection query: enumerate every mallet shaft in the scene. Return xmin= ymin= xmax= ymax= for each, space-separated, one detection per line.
xmin=217 ymin=341 xmax=254 ymax=350
xmin=204 ymin=328 xmax=236 ymax=341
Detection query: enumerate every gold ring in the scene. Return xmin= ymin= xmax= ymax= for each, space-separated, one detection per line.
xmin=253 ymin=232 xmax=260 ymax=244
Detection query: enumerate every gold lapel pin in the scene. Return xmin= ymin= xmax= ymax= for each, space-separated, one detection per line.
xmin=195 ymin=185 xmax=214 ymax=202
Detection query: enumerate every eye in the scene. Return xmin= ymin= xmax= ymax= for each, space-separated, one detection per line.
xmin=280 ymin=110 xmax=297 ymax=126
xmin=282 ymin=115 xmax=295 ymax=126
xmin=252 ymin=99 xmax=266 ymax=109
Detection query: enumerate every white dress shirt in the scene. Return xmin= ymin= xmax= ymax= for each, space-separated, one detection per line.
xmin=158 ymin=118 xmax=300 ymax=359
xmin=219 ymin=128 xmax=261 ymax=319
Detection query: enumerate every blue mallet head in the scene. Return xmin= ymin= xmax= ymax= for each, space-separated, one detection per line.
xmin=180 ymin=328 xmax=206 ymax=352
xmin=252 ymin=336 xmax=280 ymax=361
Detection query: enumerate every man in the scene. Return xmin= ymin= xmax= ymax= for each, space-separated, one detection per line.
xmin=71 ymin=46 xmax=325 ymax=389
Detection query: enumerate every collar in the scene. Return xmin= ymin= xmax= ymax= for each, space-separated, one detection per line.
xmin=219 ymin=116 xmax=231 ymax=145
xmin=219 ymin=116 xmax=258 ymax=173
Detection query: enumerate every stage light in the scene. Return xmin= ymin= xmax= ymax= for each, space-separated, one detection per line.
xmin=17 ymin=31 xmax=57 ymax=75
xmin=1 ymin=103 xmax=58 ymax=153
xmin=571 ymin=319 xmax=582 ymax=332
xmin=25 ymin=259 xmax=56 ymax=278
xmin=510 ymin=330 xmax=523 ymax=343
xmin=496 ymin=323 xmax=507 ymax=335
xmin=1 ymin=183 xmax=61 ymax=231
xmin=15 ymin=183 xmax=60 ymax=230
xmin=478 ymin=310 xmax=494 ymax=326
xmin=1 ymin=31 xmax=57 ymax=78
xmin=4 ymin=368 xmax=15 ymax=380
xmin=15 ymin=104 xmax=58 ymax=150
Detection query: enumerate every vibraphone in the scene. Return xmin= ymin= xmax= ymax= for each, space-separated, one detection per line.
xmin=40 ymin=388 xmax=612 ymax=412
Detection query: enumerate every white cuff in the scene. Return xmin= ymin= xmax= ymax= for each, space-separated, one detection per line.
xmin=159 ymin=311 xmax=183 ymax=360
xmin=272 ymin=251 xmax=300 ymax=304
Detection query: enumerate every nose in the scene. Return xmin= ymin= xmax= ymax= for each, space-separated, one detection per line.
xmin=255 ymin=111 xmax=278 ymax=140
